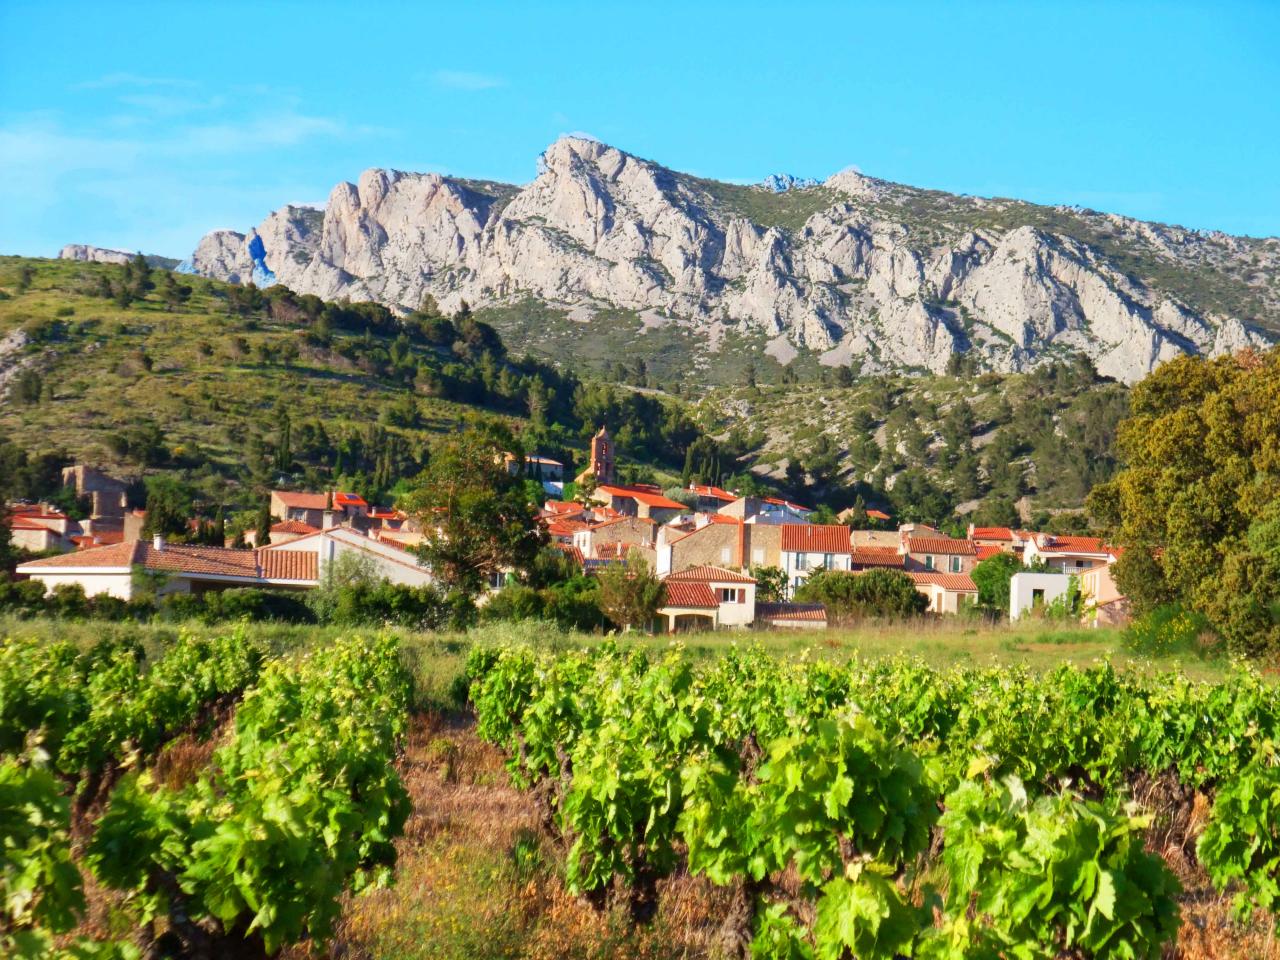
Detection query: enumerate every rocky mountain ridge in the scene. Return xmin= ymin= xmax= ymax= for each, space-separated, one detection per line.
xmin=173 ymin=137 xmax=1277 ymax=383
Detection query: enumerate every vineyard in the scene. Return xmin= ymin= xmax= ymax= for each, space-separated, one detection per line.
xmin=465 ymin=643 xmax=1280 ymax=959
xmin=1 ymin=629 xmax=411 ymax=959
xmin=5 ymin=626 xmax=1280 ymax=958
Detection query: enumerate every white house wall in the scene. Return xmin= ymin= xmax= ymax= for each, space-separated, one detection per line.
xmin=1009 ymin=572 xmax=1073 ymax=620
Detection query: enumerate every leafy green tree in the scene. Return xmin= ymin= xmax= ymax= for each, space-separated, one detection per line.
xmin=750 ymin=565 xmax=787 ymax=603
xmin=1087 ymin=348 xmax=1280 ymax=654
xmin=400 ymin=422 xmax=545 ymax=594
xmin=140 ymin=475 xmax=194 ymax=539
xmin=971 ymin=552 xmax=1023 ymax=612
xmin=596 ymin=553 xmax=663 ymax=631
xmin=794 ymin=569 xmax=927 ymax=621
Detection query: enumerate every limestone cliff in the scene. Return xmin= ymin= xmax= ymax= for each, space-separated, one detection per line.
xmin=181 ymin=137 xmax=1277 ymax=384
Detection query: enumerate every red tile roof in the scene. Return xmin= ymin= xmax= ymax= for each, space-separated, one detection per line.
xmin=866 ymin=509 xmax=892 ymax=521
xmin=906 ymin=571 xmax=978 ymax=591
xmin=271 ymin=519 xmax=319 ymax=535
xmin=661 ymin=582 xmax=719 ymax=608
xmin=334 ymin=492 xmax=367 ymax=508
xmin=546 ymin=519 xmax=590 ymax=537
xmin=552 ymin=543 xmax=585 ymax=566
xmin=9 ymin=517 xmax=51 ymax=531
xmin=970 ymin=527 xmax=1014 ymax=540
xmin=273 ymin=490 xmax=328 ymax=510
xmin=850 ymin=546 xmax=903 ymax=568
xmin=975 ymin=544 xmax=1004 ymax=561
xmin=544 ymin=500 xmax=585 ymax=516
xmin=690 ymin=484 xmax=736 ymax=502
xmin=665 ymin=565 xmax=756 ymax=583
xmin=596 ymin=485 xmax=687 ymax=511
xmin=18 ymin=540 xmax=318 ymax=583
xmin=781 ymin=524 xmax=851 ymax=554
xmin=757 ymin=602 xmax=827 ymax=622
xmin=1034 ymin=535 xmax=1108 ymax=554
xmin=906 ymin=537 xmax=976 ymax=556
xmin=255 ymin=549 xmax=318 ymax=581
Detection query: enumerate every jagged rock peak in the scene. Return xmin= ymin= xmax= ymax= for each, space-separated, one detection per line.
xmin=179 ymin=137 xmax=1277 ymax=384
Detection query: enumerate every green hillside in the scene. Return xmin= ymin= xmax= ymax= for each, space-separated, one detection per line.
xmin=0 ymin=257 xmax=696 ymax=510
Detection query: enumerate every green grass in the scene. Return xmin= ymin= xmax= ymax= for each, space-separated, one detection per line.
xmin=1 ymin=614 xmax=1234 ymax=691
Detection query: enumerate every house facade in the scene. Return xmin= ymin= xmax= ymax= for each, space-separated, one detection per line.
xmin=901 ymin=535 xmax=977 ymax=574
xmin=16 ymin=536 xmax=318 ymax=600
xmin=780 ymin=524 xmax=853 ymax=597
xmin=656 ymin=566 xmax=756 ymax=632
xmin=906 ymin=571 xmax=979 ymax=614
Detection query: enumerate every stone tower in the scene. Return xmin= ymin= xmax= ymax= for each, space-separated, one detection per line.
xmin=589 ymin=425 xmax=615 ymax=484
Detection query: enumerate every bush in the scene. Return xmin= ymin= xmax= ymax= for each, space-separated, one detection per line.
xmin=1123 ymin=603 xmax=1214 ymax=657
xmin=794 ymin=569 xmax=928 ymax=621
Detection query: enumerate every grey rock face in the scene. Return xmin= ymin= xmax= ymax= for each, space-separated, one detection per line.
xmin=182 ymin=137 xmax=1276 ymax=384
xmin=59 ymin=244 xmax=135 ymax=265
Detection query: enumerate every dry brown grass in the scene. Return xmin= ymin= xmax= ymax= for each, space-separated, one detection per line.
xmin=291 ymin=714 xmax=1280 ymax=960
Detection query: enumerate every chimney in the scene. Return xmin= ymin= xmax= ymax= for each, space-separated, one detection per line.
xmin=322 ymin=509 xmax=336 ymax=530
xmin=153 ymin=534 xmax=165 ymax=551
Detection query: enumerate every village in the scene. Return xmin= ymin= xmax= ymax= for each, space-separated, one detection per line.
xmin=6 ymin=425 xmax=1128 ymax=632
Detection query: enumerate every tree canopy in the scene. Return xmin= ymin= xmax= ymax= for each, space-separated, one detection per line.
xmin=794 ymin=569 xmax=928 ymax=621
xmin=1087 ymin=347 xmax=1280 ymax=655
xmin=400 ymin=422 xmax=545 ymax=595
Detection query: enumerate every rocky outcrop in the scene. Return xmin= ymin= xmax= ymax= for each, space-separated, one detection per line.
xmin=59 ymin=244 xmax=134 ymax=265
xmin=181 ymin=136 xmax=1276 ymax=384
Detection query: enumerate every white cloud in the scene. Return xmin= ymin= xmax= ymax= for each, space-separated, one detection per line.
xmin=432 ymin=69 xmax=505 ymax=91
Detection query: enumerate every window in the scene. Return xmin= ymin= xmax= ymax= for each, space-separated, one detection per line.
xmin=1032 ymin=588 xmax=1045 ymax=608
xmin=949 ymin=555 xmax=962 ymax=573
xmin=924 ymin=555 xmax=935 ymax=571
xmin=1075 ymin=560 xmax=1085 ymax=568
xmin=795 ymin=553 xmax=807 ymax=571
xmin=719 ymin=587 xmax=745 ymax=604
xmin=823 ymin=553 xmax=834 ymax=570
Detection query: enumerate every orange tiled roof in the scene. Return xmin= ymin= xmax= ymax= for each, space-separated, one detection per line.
xmin=19 ymin=539 xmax=318 ymax=583
xmin=273 ymin=490 xmax=328 ymax=510
xmin=547 ymin=519 xmax=590 ymax=537
xmin=757 ymin=602 xmax=827 ymax=622
xmin=906 ymin=536 xmax=976 ymax=556
xmin=866 ymin=509 xmax=891 ymax=521
xmin=906 ymin=571 xmax=978 ymax=591
xmin=781 ymin=524 xmax=852 ymax=554
xmin=661 ymin=582 xmax=719 ymax=608
xmin=596 ymin=485 xmax=687 ymax=511
xmin=271 ymin=519 xmax=319 ymax=535
xmin=970 ymin=527 xmax=1014 ymax=540
xmin=552 ymin=543 xmax=585 ymax=566
xmin=666 ymin=565 xmax=756 ymax=583
xmin=850 ymin=546 xmax=902 ymax=568
xmin=764 ymin=497 xmax=810 ymax=512
xmin=1034 ymin=535 xmax=1108 ymax=554
xmin=690 ymin=484 xmax=736 ymax=502
xmin=975 ymin=544 xmax=1004 ymax=561
xmin=544 ymin=500 xmax=585 ymax=516
xmin=590 ymin=514 xmax=657 ymax=531
xmin=255 ymin=549 xmax=318 ymax=581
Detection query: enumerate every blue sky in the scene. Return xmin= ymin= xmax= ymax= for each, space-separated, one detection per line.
xmin=2 ymin=1 xmax=1278 ymax=258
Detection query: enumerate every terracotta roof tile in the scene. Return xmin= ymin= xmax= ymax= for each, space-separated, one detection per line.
xmin=273 ymin=490 xmax=328 ymax=510
xmin=781 ymin=524 xmax=851 ymax=554
xmin=906 ymin=571 xmax=978 ymax=591
xmin=271 ymin=519 xmax=319 ymax=535
xmin=1034 ymin=535 xmax=1108 ymax=554
xmin=256 ymin=549 xmax=318 ymax=581
xmin=850 ymin=546 xmax=903 ymax=568
xmin=596 ymin=485 xmax=687 ymax=510
xmin=661 ymin=582 xmax=719 ymax=608
xmin=689 ymin=484 xmax=736 ymax=501
xmin=975 ymin=544 xmax=1004 ymax=561
xmin=757 ymin=602 xmax=827 ymax=622
xmin=666 ymin=565 xmax=756 ymax=583
xmin=906 ymin=537 xmax=976 ymax=555
xmin=970 ymin=527 xmax=1014 ymax=540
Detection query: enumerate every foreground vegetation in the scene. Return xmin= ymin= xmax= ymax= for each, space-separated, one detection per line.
xmin=3 ymin=615 xmax=1276 ymax=958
